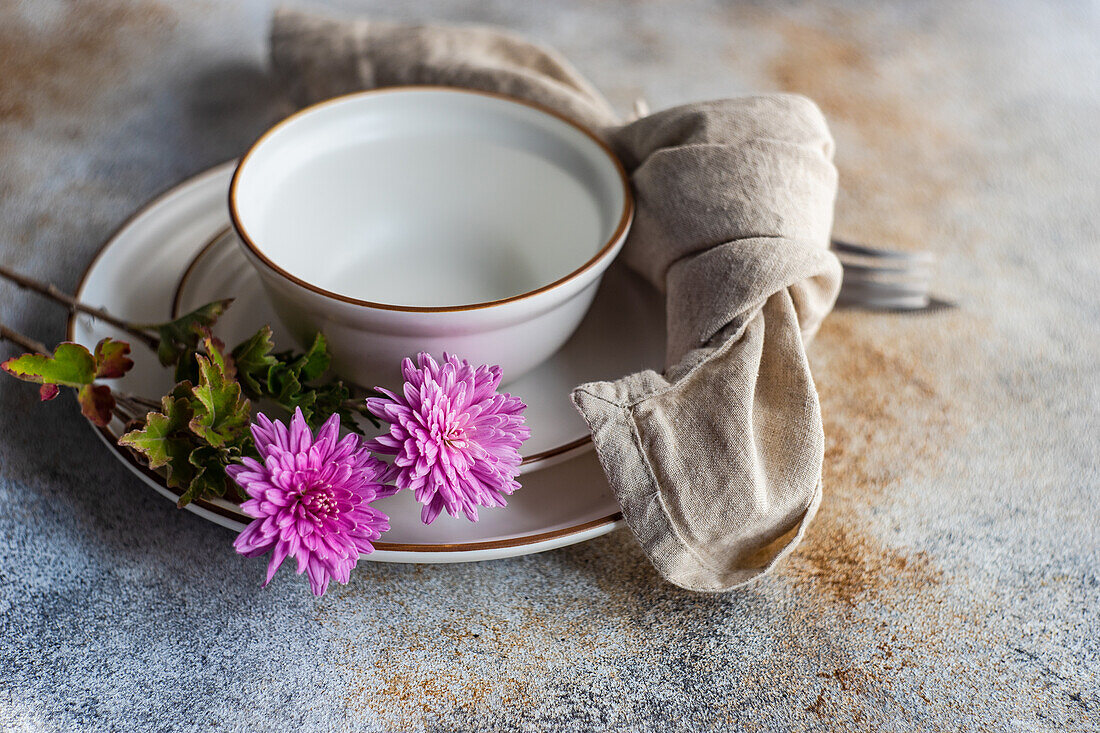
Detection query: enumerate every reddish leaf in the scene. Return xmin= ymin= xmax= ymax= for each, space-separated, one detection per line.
xmin=94 ymin=338 xmax=133 ymax=379
xmin=77 ymin=384 xmax=114 ymax=427
xmin=39 ymin=384 xmax=60 ymax=401
xmin=1 ymin=343 xmax=96 ymax=387
xmin=200 ymin=332 xmax=235 ymax=379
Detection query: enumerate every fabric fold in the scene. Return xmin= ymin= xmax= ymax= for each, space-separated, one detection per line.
xmin=271 ymin=8 xmax=619 ymax=130
xmin=270 ymin=9 xmax=843 ymax=591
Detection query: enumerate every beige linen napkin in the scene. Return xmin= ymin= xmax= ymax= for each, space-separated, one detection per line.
xmin=271 ymin=9 xmax=843 ymax=591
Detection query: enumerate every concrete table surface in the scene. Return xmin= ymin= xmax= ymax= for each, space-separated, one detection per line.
xmin=1 ymin=1 xmax=1097 ymax=730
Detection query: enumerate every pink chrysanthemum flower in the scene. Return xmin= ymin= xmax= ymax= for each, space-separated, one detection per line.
xmin=228 ymin=408 xmax=396 ymax=596
xmin=365 ymin=352 xmax=530 ymax=525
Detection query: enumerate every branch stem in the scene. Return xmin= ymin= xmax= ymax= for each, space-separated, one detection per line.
xmin=112 ymin=404 xmax=137 ymax=424
xmin=341 ymin=397 xmax=381 ymax=428
xmin=0 ymin=322 xmax=49 ymax=355
xmin=0 ymin=264 xmax=159 ymax=349
xmin=114 ymin=390 xmax=161 ymax=412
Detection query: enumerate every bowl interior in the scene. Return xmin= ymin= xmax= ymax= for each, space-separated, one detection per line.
xmin=232 ymin=89 xmax=627 ymax=308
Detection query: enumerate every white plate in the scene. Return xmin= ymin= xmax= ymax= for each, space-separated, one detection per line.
xmin=70 ymin=163 xmax=665 ymax=562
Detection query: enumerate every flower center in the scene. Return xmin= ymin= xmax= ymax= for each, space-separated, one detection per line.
xmin=443 ymin=424 xmax=468 ymax=449
xmin=303 ymin=491 xmax=336 ymax=515
xmin=293 ymin=471 xmax=338 ymax=519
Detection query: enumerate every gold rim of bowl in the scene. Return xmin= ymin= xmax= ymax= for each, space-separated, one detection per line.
xmin=227 ymin=85 xmax=634 ymax=314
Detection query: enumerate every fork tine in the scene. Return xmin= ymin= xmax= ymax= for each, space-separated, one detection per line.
xmin=839 ymin=279 xmax=931 ymax=296
xmin=831 ymin=239 xmax=936 ymax=264
xmin=837 ymin=293 xmax=931 ymax=310
xmin=839 ymin=260 xmax=934 ymax=277
xmin=830 ymin=239 xmax=950 ymax=312
xmin=837 ymin=294 xmax=958 ymax=313
xmin=837 ymin=277 xmax=932 ymax=310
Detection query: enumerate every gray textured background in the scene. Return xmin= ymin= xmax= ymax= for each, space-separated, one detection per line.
xmin=1 ymin=1 xmax=1097 ymax=730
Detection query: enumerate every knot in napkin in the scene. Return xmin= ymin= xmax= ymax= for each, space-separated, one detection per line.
xmin=271 ymin=8 xmax=842 ymax=591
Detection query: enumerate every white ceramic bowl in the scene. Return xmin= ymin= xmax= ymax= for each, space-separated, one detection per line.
xmin=229 ymin=86 xmax=633 ymax=387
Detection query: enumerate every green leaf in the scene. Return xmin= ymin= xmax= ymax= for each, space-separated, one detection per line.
xmin=188 ymin=352 xmax=251 ymax=448
xmin=176 ymin=446 xmax=228 ymax=507
xmin=298 ymin=332 xmax=331 ymax=383
xmin=114 ymin=324 xmax=371 ymax=507
xmin=147 ymin=299 xmax=232 ymax=369
xmin=310 ymin=381 xmax=364 ymax=435
xmin=2 ymin=338 xmax=131 ymax=426
xmin=1 ymin=342 xmax=96 ymax=387
xmin=77 ymin=384 xmax=115 ymax=426
xmin=93 ymin=338 xmax=133 ymax=379
xmin=200 ymin=333 xmax=235 ymax=379
xmin=267 ymin=360 xmax=308 ymax=410
xmin=118 ymin=387 xmax=249 ymax=508
xmin=229 ymin=328 xmax=373 ymax=432
xmin=168 ymin=380 xmax=194 ymax=402
xmin=230 ymin=326 xmax=278 ymax=398
xmin=118 ymin=395 xmax=195 ymax=478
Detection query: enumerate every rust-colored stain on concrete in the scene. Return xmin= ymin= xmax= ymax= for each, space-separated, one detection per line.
xmin=319 ymin=537 xmax=711 ymax=728
xmin=0 ymin=1 xmax=174 ymax=125
xmin=788 ymin=315 xmax=950 ymax=606
xmin=747 ymin=9 xmax=977 ymax=607
xmin=754 ymin=8 xmax=973 ymax=256
xmin=745 ymin=10 xmax=1001 ymax=721
xmin=770 ymin=309 xmax=970 ymax=722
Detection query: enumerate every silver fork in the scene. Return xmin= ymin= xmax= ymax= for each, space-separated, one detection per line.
xmin=831 ymin=239 xmax=953 ymax=312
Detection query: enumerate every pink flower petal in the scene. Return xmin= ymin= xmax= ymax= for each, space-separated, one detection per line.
xmin=370 ymin=354 xmax=528 ymax=525
xmin=227 ymin=409 xmax=396 ymax=596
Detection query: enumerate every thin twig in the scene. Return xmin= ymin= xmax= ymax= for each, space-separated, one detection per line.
xmin=112 ymin=397 xmax=146 ymax=421
xmin=111 ymin=404 xmax=137 ymax=424
xmin=0 ymin=322 xmax=49 ymax=354
xmin=0 ymin=264 xmax=159 ymax=348
xmin=114 ymin=390 xmax=161 ymax=413
xmin=341 ymin=398 xmax=381 ymax=428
